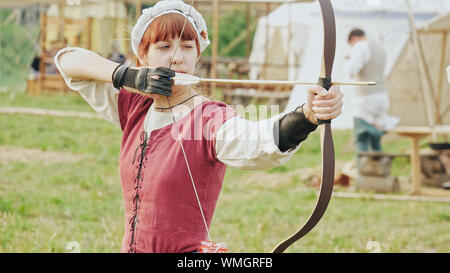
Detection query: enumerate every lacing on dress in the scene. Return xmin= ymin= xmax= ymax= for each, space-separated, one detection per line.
xmin=128 ymin=131 xmax=148 ymax=253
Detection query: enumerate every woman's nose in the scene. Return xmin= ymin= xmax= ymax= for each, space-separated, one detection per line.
xmin=170 ymin=46 xmax=183 ymax=64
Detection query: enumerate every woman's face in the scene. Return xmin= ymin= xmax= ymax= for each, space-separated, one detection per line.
xmin=141 ymin=37 xmax=198 ymax=75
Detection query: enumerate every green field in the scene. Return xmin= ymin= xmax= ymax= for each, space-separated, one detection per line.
xmin=0 ymin=91 xmax=449 ymax=253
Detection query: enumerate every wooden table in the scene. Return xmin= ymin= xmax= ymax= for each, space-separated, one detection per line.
xmin=391 ymin=126 xmax=450 ymax=196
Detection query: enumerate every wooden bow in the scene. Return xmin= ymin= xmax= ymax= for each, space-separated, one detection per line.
xmin=272 ymin=0 xmax=336 ymax=253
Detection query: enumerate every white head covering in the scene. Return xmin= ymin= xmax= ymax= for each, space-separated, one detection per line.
xmin=131 ymin=0 xmax=210 ymax=59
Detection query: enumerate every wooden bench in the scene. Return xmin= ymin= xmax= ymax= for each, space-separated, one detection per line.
xmin=27 ymin=73 xmax=68 ymax=95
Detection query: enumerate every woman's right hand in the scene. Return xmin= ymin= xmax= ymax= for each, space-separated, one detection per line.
xmin=112 ymin=65 xmax=175 ymax=97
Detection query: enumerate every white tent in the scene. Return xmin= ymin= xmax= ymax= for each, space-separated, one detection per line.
xmin=386 ymin=14 xmax=450 ymax=127
xmin=249 ymin=0 xmax=450 ymax=129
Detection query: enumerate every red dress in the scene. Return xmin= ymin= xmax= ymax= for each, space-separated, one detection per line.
xmin=117 ymin=89 xmax=236 ymax=253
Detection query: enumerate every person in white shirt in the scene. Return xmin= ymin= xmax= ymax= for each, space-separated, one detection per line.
xmin=346 ymin=28 xmax=397 ymax=154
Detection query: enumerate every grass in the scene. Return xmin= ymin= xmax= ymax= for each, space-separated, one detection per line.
xmin=0 ymin=91 xmax=93 ymax=112
xmin=0 ymin=91 xmax=449 ymax=253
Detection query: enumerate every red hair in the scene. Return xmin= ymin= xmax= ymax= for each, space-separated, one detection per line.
xmin=137 ymin=13 xmax=203 ymax=66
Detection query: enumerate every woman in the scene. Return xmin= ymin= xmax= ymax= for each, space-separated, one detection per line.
xmin=55 ymin=0 xmax=343 ymax=253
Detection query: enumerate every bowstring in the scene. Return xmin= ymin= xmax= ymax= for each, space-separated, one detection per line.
xmin=166 ymin=0 xmax=212 ymax=243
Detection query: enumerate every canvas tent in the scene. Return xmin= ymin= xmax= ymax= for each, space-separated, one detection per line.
xmin=249 ymin=0 xmax=450 ymax=129
xmin=386 ymin=14 xmax=450 ymax=127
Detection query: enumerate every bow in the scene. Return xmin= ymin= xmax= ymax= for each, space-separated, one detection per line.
xmin=272 ymin=0 xmax=336 ymax=253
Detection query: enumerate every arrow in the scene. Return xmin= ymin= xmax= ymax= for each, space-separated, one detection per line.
xmin=173 ymin=72 xmax=376 ymax=86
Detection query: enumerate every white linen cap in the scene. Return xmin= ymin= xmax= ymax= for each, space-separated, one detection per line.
xmin=131 ymin=0 xmax=210 ymax=59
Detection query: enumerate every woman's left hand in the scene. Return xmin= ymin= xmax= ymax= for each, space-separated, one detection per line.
xmin=303 ymin=85 xmax=343 ymax=125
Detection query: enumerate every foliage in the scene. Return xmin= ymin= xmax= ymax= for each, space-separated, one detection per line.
xmin=0 ymin=10 xmax=39 ymax=90
xmin=202 ymin=8 xmax=256 ymax=57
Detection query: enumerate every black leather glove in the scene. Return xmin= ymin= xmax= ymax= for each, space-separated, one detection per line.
xmin=274 ymin=104 xmax=318 ymax=152
xmin=112 ymin=65 xmax=175 ymax=97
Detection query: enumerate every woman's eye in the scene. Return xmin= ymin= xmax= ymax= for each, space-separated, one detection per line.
xmin=183 ymin=44 xmax=194 ymax=49
xmin=159 ymin=44 xmax=170 ymax=49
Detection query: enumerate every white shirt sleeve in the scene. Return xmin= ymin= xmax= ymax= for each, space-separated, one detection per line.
xmin=215 ymin=114 xmax=300 ymax=170
xmin=347 ymin=41 xmax=372 ymax=77
xmin=54 ymin=47 xmax=121 ymax=129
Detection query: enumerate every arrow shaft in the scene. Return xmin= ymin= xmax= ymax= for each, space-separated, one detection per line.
xmin=174 ymin=76 xmax=375 ymax=86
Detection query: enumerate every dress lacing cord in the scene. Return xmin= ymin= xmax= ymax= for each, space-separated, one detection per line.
xmin=128 ymin=131 xmax=149 ymax=253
